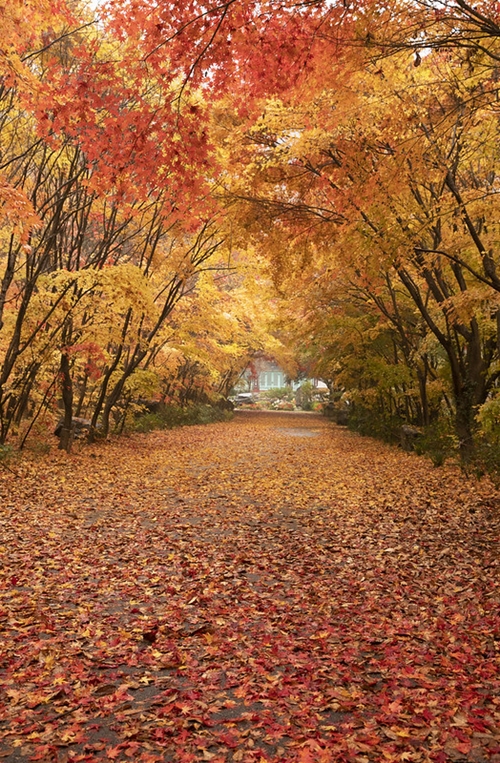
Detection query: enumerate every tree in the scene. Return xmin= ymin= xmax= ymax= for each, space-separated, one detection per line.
xmin=216 ymin=28 xmax=500 ymax=458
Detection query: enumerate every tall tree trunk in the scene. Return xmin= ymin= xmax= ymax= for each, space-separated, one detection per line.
xmin=58 ymin=351 xmax=74 ymax=453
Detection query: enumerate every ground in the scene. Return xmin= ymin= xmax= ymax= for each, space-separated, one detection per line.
xmin=0 ymin=411 xmax=499 ymax=763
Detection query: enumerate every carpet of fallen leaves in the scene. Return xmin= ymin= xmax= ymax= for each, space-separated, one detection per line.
xmin=0 ymin=411 xmax=499 ymax=763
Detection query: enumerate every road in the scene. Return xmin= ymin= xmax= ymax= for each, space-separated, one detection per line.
xmin=0 ymin=412 xmax=499 ymax=762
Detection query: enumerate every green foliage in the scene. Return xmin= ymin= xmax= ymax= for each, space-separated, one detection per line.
xmin=133 ymin=404 xmax=233 ymax=433
xmin=295 ymin=381 xmax=314 ymax=410
xmin=347 ymin=405 xmax=404 ymax=444
xmin=262 ymin=387 xmax=294 ymax=401
xmin=413 ymin=421 xmax=457 ymax=467
xmin=467 ymin=396 xmax=500 ymax=481
xmin=476 ymin=395 xmax=500 ymax=436
xmin=348 ymin=402 xmax=457 ymax=466
xmin=0 ymin=444 xmax=13 ymax=462
xmin=466 ymin=435 xmax=500 ymax=484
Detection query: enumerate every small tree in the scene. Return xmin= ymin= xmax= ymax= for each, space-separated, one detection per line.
xmin=295 ymin=381 xmax=314 ymax=410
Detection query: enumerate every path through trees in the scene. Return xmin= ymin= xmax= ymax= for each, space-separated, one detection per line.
xmin=0 ymin=413 xmax=499 ymax=762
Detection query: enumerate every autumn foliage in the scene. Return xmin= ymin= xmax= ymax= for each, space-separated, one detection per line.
xmin=0 ymin=0 xmax=297 ymax=451
xmin=1 ymin=0 xmax=500 ymax=463
xmin=1 ymin=3 xmax=500 ymax=760
xmin=212 ymin=0 xmax=500 ymax=468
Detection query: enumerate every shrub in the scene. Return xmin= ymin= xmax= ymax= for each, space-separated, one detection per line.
xmin=262 ymin=387 xmax=294 ymax=402
xmin=133 ymin=403 xmax=232 ymax=433
xmin=0 ymin=444 xmax=14 ymax=462
xmin=413 ymin=421 xmax=457 ymax=467
xmin=295 ymin=381 xmax=314 ymax=410
xmin=347 ymin=405 xmax=404 ymax=444
xmin=272 ymin=400 xmax=295 ymax=411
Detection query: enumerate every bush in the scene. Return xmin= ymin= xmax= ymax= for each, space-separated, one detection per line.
xmin=348 ymin=406 xmax=458 ymax=466
xmin=133 ymin=403 xmax=232 ymax=433
xmin=413 ymin=421 xmax=457 ymax=467
xmin=467 ymin=433 xmax=500 ymax=484
xmin=295 ymin=381 xmax=314 ymax=410
xmin=272 ymin=400 xmax=295 ymax=411
xmin=347 ymin=406 xmax=404 ymax=444
xmin=0 ymin=444 xmax=14 ymax=462
xmin=262 ymin=387 xmax=294 ymax=402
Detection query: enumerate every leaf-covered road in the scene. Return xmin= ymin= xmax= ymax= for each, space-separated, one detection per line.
xmin=1 ymin=412 xmax=499 ymax=763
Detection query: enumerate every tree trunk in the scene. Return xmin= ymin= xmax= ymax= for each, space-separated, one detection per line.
xmin=454 ymin=385 xmax=475 ymax=463
xmin=58 ymin=351 xmax=74 ymax=453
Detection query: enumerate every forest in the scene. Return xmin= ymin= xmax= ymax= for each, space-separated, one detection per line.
xmin=1 ymin=5 xmax=500 ymax=761
xmin=2 ymin=0 xmax=500 ymax=468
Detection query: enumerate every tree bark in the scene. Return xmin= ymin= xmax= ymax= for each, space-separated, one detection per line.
xmin=58 ymin=351 xmax=74 ymax=453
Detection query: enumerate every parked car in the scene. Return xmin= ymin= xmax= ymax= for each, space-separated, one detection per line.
xmin=233 ymin=392 xmax=257 ymax=406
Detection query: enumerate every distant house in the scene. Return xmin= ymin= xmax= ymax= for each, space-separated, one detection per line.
xmin=241 ymin=356 xmax=328 ymax=394
xmin=244 ymin=357 xmax=286 ymax=392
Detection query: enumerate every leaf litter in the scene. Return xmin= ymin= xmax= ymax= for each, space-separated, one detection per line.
xmin=0 ymin=411 xmax=499 ymax=762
